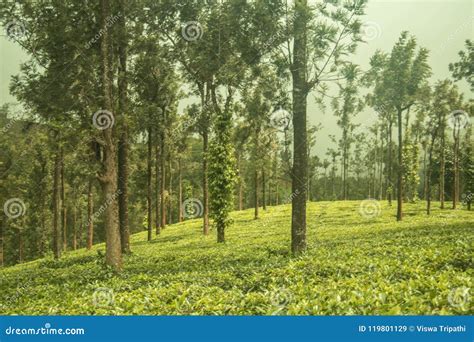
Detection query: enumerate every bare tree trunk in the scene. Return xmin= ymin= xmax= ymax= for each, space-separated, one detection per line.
xmin=202 ymin=130 xmax=209 ymax=234
xmin=117 ymin=0 xmax=130 ymax=254
xmin=440 ymin=131 xmax=445 ymax=208
xmin=178 ymin=158 xmax=183 ymax=222
xmin=155 ymin=144 xmax=161 ymax=234
xmin=98 ymin=0 xmax=122 ymax=271
xmin=388 ymin=119 xmax=393 ymax=206
xmin=168 ymin=157 xmax=173 ymax=225
xmin=397 ymin=109 xmax=403 ymax=221
xmin=426 ymin=136 xmax=436 ymax=215
xmin=72 ymin=204 xmax=77 ymax=250
xmin=254 ymin=168 xmax=259 ymax=219
xmin=147 ymin=126 xmax=153 ymax=241
xmin=291 ymin=0 xmax=308 ymax=254
xmin=160 ymin=130 xmax=167 ymax=229
xmin=53 ymin=149 xmax=61 ymax=258
xmin=61 ymin=151 xmax=67 ymax=251
xmin=87 ymin=178 xmax=94 ymax=250
xmin=262 ymin=168 xmax=267 ymax=210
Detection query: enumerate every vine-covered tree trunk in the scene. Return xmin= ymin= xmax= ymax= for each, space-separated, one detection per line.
xmin=291 ymin=0 xmax=308 ymax=254
xmin=98 ymin=0 xmax=122 ymax=271
xmin=147 ymin=126 xmax=153 ymax=241
xmin=396 ymin=109 xmax=403 ymax=221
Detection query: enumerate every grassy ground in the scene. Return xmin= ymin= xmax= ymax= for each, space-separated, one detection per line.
xmin=0 ymin=201 xmax=472 ymax=315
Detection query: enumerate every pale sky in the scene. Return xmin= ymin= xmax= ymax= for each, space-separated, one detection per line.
xmin=1 ymin=0 xmax=472 ymax=157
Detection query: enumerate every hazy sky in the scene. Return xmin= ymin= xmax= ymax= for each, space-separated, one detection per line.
xmin=1 ymin=0 xmax=472 ymax=157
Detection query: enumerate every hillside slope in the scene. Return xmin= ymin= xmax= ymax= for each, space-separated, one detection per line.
xmin=0 ymin=201 xmax=472 ymax=315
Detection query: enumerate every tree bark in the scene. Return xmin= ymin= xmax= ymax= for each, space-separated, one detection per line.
xmin=155 ymin=143 xmax=161 ymax=234
xmin=453 ymin=126 xmax=460 ymax=209
xmin=388 ymin=119 xmax=393 ymax=205
xmin=254 ymin=168 xmax=259 ymax=219
xmin=98 ymin=0 xmax=122 ymax=271
xmin=87 ymin=177 xmax=94 ymax=250
xmin=291 ymin=0 xmax=308 ymax=254
xmin=147 ymin=126 xmax=153 ymax=241
xmin=160 ymin=129 xmax=167 ymax=228
xmin=440 ymin=129 xmax=445 ymax=208
xmin=262 ymin=168 xmax=267 ymax=210
xmin=168 ymin=157 xmax=173 ymax=224
xmin=396 ymin=109 xmax=403 ymax=221
xmin=52 ymin=148 xmax=61 ymax=259
xmin=117 ymin=0 xmax=130 ymax=254
xmin=202 ymin=130 xmax=209 ymax=234
xmin=60 ymin=151 xmax=67 ymax=251
xmin=178 ymin=158 xmax=183 ymax=222
xmin=72 ymin=204 xmax=77 ymax=250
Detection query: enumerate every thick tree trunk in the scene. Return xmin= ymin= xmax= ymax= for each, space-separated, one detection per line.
xmin=53 ymin=149 xmax=61 ymax=259
xmin=87 ymin=178 xmax=94 ymax=250
xmin=396 ymin=109 xmax=403 ymax=221
xmin=202 ymin=131 xmax=209 ymax=234
xmin=117 ymin=0 xmax=130 ymax=254
xmin=147 ymin=126 xmax=153 ymax=241
xmin=98 ymin=0 xmax=122 ymax=271
xmin=291 ymin=0 xmax=308 ymax=254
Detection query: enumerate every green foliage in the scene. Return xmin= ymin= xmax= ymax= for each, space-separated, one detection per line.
xmin=0 ymin=201 xmax=472 ymax=315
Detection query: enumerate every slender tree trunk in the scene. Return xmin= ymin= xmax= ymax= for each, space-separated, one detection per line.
xmin=98 ymin=0 xmax=122 ymax=271
xmin=155 ymin=143 xmax=161 ymax=234
xmin=147 ymin=126 xmax=153 ymax=241
xmin=238 ymin=154 xmax=243 ymax=210
xmin=160 ymin=130 xmax=167 ymax=228
xmin=202 ymin=130 xmax=209 ymax=234
xmin=0 ymin=216 xmax=4 ymax=267
xmin=178 ymin=158 xmax=183 ymax=222
xmin=423 ymin=144 xmax=428 ymax=200
xmin=388 ymin=119 xmax=393 ymax=206
xmin=453 ymin=127 xmax=460 ymax=209
xmin=53 ymin=149 xmax=61 ymax=259
xmin=117 ymin=0 xmax=130 ymax=254
xmin=60 ymin=152 xmax=67 ymax=251
xmin=397 ymin=109 xmax=403 ymax=221
xmin=73 ymin=204 xmax=77 ymax=250
xmin=254 ymin=168 xmax=259 ymax=219
xmin=168 ymin=157 xmax=173 ymax=225
xmin=291 ymin=0 xmax=308 ymax=254
xmin=426 ymin=136 xmax=436 ymax=215
xmin=262 ymin=168 xmax=267 ymax=210
xmin=440 ymin=133 xmax=445 ymax=208
xmin=87 ymin=178 xmax=94 ymax=250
